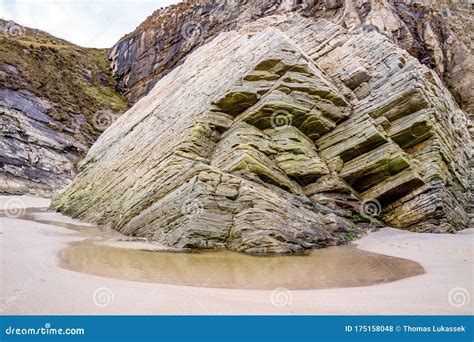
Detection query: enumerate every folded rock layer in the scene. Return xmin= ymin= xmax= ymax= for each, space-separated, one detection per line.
xmin=53 ymin=15 xmax=471 ymax=253
xmin=109 ymin=0 xmax=473 ymax=116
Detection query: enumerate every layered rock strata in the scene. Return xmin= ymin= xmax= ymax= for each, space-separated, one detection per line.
xmin=0 ymin=89 xmax=87 ymax=196
xmin=109 ymin=0 xmax=473 ymax=115
xmin=53 ymin=15 xmax=471 ymax=253
xmin=0 ymin=20 xmax=128 ymax=196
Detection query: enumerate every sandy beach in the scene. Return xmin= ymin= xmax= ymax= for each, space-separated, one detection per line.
xmin=0 ymin=195 xmax=472 ymax=315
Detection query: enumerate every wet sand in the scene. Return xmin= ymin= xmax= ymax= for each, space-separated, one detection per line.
xmin=0 ymin=195 xmax=472 ymax=314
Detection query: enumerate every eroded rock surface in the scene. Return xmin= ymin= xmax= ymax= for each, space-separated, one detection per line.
xmin=53 ymin=15 xmax=471 ymax=253
xmin=0 ymin=20 xmax=128 ymax=196
xmin=109 ymin=0 xmax=473 ymax=115
xmin=0 ymin=89 xmax=87 ymax=196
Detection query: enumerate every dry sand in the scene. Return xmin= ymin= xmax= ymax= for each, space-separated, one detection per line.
xmin=0 ymin=195 xmax=472 ymax=315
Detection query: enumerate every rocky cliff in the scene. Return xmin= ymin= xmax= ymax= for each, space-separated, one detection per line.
xmin=0 ymin=20 xmax=128 ymax=196
xmin=108 ymin=0 xmax=473 ymax=116
xmin=53 ymin=13 xmax=472 ymax=254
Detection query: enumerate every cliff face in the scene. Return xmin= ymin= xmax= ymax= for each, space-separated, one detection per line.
xmin=53 ymin=13 xmax=471 ymax=254
xmin=0 ymin=20 xmax=128 ymax=196
xmin=108 ymin=0 xmax=473 ymax=115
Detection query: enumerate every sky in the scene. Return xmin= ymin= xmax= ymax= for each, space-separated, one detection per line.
xmin=0 ymin=0 xmax=180 ymax=48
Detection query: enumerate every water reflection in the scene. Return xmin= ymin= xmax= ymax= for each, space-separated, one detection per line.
xmin=2 ymin=207 xmax=424 ymax=290
xmin=60 ymin=240 xmax=424 ymax=290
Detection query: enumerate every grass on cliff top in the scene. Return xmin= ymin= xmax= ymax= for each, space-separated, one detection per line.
xmin=0 ymin=22 xmax=128 ymax=142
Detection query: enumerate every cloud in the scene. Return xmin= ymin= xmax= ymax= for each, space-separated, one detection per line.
xmin=0 ymin=0 xmax=179 ymax=48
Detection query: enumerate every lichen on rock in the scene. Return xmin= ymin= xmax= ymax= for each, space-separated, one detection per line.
xmin=52 ymin=14 xmax=471 ymax=253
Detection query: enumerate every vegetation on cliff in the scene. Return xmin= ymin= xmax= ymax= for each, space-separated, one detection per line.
xmin=0 ymin=20 xmax=128 ymax=195
xmin=0 ymin=20 xmax=128 ymax=141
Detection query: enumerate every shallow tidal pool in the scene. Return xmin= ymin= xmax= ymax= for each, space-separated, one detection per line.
xmin=2 ymin=207 xmax=424 ymax=290
xmin=59 ymin=240 xmax=425 ymax=290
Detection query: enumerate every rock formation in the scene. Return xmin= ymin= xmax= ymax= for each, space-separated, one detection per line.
xmin=0 ymin=20 xmax=128 ymax=196
xmin=108 ymin=0 xmax=473 ymax=116
xmin=53 ymin=13 xmax=471 ymax=254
